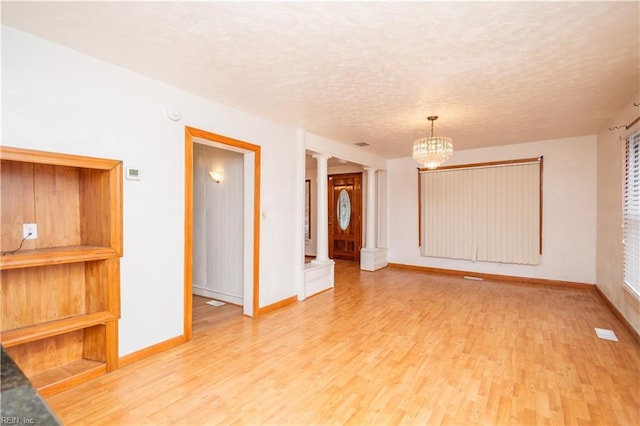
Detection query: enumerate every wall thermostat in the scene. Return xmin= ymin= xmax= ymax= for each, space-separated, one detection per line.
xmin=126 ymin=166 xmax=141 ymax=180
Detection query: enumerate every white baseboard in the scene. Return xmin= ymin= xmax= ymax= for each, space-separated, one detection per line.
xmin=193 ymin=284 xmax=243 ymax=305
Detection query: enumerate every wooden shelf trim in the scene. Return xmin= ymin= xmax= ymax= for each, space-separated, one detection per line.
xmin=34 ymin=360 xmax=106 ymax=397
xmin=0 ymin=245 xmax=120 ymax=270
xmin=1 ymin=311 xmax=117 ymax=347
xmin=0 ymin=146 xmax=120 ymax=170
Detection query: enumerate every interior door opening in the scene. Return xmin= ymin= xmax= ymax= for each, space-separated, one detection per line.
xmin=184 ymin=127 xmax=261 ymax=340
xmin=192 ymin=143 xmax=244 ymax=307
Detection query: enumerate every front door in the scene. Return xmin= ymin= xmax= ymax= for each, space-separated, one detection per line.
xmin=328 ymin=173 xmax=362 ymax=261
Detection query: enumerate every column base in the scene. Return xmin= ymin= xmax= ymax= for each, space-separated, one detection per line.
xmin=360 ymin=247 xmax=388 ymax=271
xmin=304 ymin=260 xmax=335 ymax=297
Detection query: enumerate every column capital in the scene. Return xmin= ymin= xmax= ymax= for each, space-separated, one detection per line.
xmin=312 ymin=153 xmax=332 ymax=161
xmin=364 ymin=166 xmax=378 ymax=172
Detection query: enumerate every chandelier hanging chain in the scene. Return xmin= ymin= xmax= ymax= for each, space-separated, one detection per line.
xmin=427 ymin=115 xmax=438 ymax=137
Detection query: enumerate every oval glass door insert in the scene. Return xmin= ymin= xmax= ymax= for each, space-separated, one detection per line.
xmin=337 ymin=189 xmax=351 ymax=231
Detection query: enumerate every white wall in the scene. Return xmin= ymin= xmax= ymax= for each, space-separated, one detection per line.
xmin=596 ymin=92 xmax=640 ymax=334
xmin=1 ymin=26 xmax=306 ymax=355
xmin=193 ymin=144 xmax=243 ymax=305
xmin=389 ymin=136 xmax=598 ymax=284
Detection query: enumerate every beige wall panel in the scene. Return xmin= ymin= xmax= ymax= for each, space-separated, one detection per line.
xmin=1 ymin=160 xmax=36 ymax=250
xmin=34 ymin=164 xmax=81 ymax=248
xmin=1 ymin=263 xmax=86 ymax=330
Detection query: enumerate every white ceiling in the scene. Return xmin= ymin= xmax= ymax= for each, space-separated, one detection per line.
xmin=2 ymin=1 xmax=639 ymax=159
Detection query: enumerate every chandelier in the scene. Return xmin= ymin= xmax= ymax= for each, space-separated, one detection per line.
xmin=412 ymin=116 xmax=454 ymax=169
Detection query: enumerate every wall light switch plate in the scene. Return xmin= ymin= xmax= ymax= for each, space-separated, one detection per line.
xmin=126 ymin=166 xmax=141 ymax=180
xmin=23 ymin=223 xmax=37 ymax=239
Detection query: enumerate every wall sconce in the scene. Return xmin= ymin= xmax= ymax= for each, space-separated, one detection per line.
xmin=208 ymin=170 xmax=224 ymax=184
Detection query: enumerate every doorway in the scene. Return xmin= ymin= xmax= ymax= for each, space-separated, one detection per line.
xmin=184 ymin=126 xmax=261 ymax=340
xmin=192 ymin=143 xmax=243 ymax=305
xmin=328 ymin=172 xmax=362 ymax=261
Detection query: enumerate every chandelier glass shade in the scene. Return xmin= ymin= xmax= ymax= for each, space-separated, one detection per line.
xmin=412 ymin=116 xmax=453 ymax=169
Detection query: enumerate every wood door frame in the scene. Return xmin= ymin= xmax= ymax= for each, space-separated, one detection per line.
xmin=328 ymin=172 xmax=362 ymax=261
xmin=184 ymin=126 xmax=261 ymax=340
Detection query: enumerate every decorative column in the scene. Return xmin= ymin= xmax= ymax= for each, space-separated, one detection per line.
xmin=361 ymin=166 xmax=388 ymax=271
xmin=305 ymin=152 xmax=335 ymax=298
xmin=364 ymin=167 xmax=377 ymax=250
xmin=313 ymin=153 xmax=331 ymax=263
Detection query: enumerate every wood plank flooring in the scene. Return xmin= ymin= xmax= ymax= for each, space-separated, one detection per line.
xmin=46 ymin=261 xmax=640 ymax=425
xmin=192 ymin=295 xmax=242 ymax=335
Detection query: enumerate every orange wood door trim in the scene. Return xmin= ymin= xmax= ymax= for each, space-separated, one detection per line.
xmin=184 ymin=126 xmax=261 ymax=341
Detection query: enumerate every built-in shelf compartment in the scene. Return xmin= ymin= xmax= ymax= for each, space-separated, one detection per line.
xmin=3 ymin=325 xmax=112 ymax=395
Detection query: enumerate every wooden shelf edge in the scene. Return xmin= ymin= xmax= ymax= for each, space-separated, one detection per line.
xmin=35 ymin=361 xmax=106 ymax=397
xmin=1 ymin=245 xmax=120 ymax=270
xmin=0 ymin=146 xmax=121 ymax=170
xmin=1 ymin=312 xmax=118 ymax=347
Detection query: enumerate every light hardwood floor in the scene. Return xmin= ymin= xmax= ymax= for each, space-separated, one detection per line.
xmin=192 ymin=295 xmax=242 ymax=335
xmin=46 ymin=261 xmax=639 ymax=425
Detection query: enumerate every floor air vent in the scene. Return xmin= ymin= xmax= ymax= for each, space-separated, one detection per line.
xmin=594 ymin=328 xmax=618 ymax=341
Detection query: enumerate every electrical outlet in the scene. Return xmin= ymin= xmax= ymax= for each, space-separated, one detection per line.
xmin=23 ymin=223 xmax=37 ymax=240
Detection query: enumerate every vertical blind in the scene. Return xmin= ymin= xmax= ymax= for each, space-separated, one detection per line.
xmin=624 ymin=131 xmax=640 ymax=296
xmin=420 ymin=159 xmax=541 ymax=265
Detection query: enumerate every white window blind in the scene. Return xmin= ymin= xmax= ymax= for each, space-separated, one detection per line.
xmin=420 ymin=159 xmax=541 ymax=265
xmin=623 ymin=131 xmax=640 ymax=296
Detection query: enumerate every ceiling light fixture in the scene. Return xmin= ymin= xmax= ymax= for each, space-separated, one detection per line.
xmin=412 ymin=116 xmax=454 ymax=170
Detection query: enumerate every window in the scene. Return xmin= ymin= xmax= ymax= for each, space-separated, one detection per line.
xmin=419 ymin=158 xmax=542 ymax=265
xmin=623 ymin=131 xmax=640 ymax=297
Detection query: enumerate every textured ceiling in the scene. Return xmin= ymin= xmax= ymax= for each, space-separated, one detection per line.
xmin=2 ymin=1 xmax=639 ymax=158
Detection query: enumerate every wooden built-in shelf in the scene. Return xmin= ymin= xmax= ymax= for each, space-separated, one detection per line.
xmin=1 ymin=146 xmax=122 ymax=395
xmin=0 ymin=245 xmax=120 ymax=270
xmin=1 ymin=311 xmax=118 ymax=347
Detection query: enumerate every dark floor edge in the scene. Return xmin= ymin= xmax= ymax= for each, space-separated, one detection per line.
xmin=593 ymin=285 xmax=640 ymax=344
